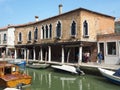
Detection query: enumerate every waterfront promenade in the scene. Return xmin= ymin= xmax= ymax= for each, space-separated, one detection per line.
xmin=49 ymin=61 xmax=120 ymax=71
xmin=0 ymin=58 xmax=120 ymax=71
xmin=80 ymin=62 xmax=120 ymax=71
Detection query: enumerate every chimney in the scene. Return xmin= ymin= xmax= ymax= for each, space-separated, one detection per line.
xmin=35 ymin=16 xmax=39 ymax=21
xmin=59 ymin=4 xmax=63 ymax=14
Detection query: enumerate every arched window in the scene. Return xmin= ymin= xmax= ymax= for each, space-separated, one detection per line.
xmin=42 ymin=26 xmax=44 ymax=39
xmin=71 ymin=21 xmax=76 ymax=36
xmin=83 ymin=20 xmax=89 ymax=37
xmin=28 ymin=31 xmax=32 ymax=41
xmin=46 ymin=25 xmax=48 ymax=38
xmin=56 ymin=21 xmax=61 ymax=38
xmin=3 ymin=33 xmax=7 ymax=41
xmin=49 ymin=24 xmax=52 ymax=38
xmin=19 ymin=32 xmax=22 ymax=41
xmin=34 ymin=27 xmax=38 ymax=40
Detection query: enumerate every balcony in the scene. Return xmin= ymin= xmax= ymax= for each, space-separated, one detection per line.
xmin=27 ymin=40 xmax=32 ymax=43
xmin=34 ymin=39 xmax=38 ymax=42
xmin=17 ymin=41 xmax=22 ymax=44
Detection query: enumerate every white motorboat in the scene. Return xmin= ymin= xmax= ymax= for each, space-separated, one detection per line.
xmin=51 ymin=64 xmax=85 ymax=75
xmin=98 ymin=68 xmax=120 ymax=85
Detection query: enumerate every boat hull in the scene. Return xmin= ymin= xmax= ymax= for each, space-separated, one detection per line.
xmin=51 ymin=65 xmax=84 ymax=75
xmin=98 ymin=68 xmax=120 ymax=85
xmin=27 ymin=64 xmax=50 ymax=69
xmin=0 ymin=74 xmax=32 ymax=88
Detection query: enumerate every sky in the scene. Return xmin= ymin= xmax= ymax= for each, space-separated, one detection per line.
xmin=0 ymin=0 xmax=120 ymax=27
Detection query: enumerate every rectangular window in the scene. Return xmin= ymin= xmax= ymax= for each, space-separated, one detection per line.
xmin=107 ymin=42 xmax=116 ymax=55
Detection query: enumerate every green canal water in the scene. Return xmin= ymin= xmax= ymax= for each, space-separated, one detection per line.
xmin=1 ymin=68 xmax=120 ymax=90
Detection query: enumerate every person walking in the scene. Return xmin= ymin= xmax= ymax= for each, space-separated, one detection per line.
xmin=97 ymin=51 xmax=103 ymax=64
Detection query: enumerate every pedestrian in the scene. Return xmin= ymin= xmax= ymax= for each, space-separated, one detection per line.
xmin=2 ymin=51 xmax=5 ymax=60
xmin=86 ymin=51 xmax=90 ymax=62
xmin=97 ymin=51 xmax=103 ymax=64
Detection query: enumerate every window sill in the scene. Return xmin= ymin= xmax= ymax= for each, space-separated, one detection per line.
xmin=70 ymin=35 xmax=76 ymax=38
xmin=55 ymin=37 xmax=61 ymax=40
xmin=83 ymin=35 xmax=89 ymax=38
xmin=3 ymin=40 xmax=7 ymax=44
xmin=34 ymin=39 xmax=38 ymax=42
xmin=18 ymin=41 xmax=22 ymax=44
xmin=27 ymin=40 xmax=32 ymax=43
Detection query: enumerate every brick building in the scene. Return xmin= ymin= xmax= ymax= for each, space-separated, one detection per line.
xmin=14 ymin=6 xmax=115 ymax=64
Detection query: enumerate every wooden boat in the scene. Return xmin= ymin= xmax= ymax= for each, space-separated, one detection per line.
xmin=0 ymin=63 xmax=32 ymax=88
xmin=51 ymin=64 xmax=85 ymax=75
xmin=98 ymin=68 xmax=120 ymax=85
xmin=27 ymin=63 xmax=50 ymax=69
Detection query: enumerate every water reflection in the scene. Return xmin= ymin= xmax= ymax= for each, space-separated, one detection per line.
xmin=22 ymin=68 xmax=120 ymax=90
xmin=0 ymin=68 xmax=119 ymax=90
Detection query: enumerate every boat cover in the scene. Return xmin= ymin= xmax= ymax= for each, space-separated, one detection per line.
xmin=113 ymin=68 xmax=120 ymax=77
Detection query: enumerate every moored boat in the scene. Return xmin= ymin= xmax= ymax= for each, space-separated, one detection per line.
xmin=15 ymin=60 xmax=26 ymax=67
xmin=0 ymin=63 xmax=32 ymax=88
xmin=27 ymin=63 xmax=50 ymax=69
xmin=51 ymin=64 xmax=85 ymax=75
xmin=8 ymin=60 xmax=26 ymax=67
xmin=98 ymin=68 xmax=120 ymax=85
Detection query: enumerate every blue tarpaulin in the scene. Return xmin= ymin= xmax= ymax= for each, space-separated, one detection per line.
xmin=113 ymin=68 xmax=120 ymax=77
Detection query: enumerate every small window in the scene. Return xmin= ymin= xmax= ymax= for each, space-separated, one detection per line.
xmin=107 ymin=42 xmax=116 ymax=55
xmin=19 ymin=32 xmax=22 ymax=41
xmin=34 ymin=27 xmax=38 ymax=40
xmin=71 ymin=21 xmax=76 ymax=36
xmin=56 ymin=21 xmax=61 ymax=38
xmin=28 ymin=31 xmax=32 ymax=41
xmin=83 ymin=20 xmax=89 ymax=38
xmin=3 ymin=34 xmax=7 ymax=41
xmin=12 ymin=67 xmax=16 ymax=72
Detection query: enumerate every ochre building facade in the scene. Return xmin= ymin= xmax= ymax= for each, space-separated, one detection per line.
xmin=14 ymin=8 xmax=115 ymax=64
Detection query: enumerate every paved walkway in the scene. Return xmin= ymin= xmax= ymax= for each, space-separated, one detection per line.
xmin=80 ymin=62 xmax=120 ymax=70
xmin=1 ymin=58 xmax=120 ymax=70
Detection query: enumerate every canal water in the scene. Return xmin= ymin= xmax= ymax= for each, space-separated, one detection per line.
xmin=1 ymin=67 xmax=120 ymax=90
